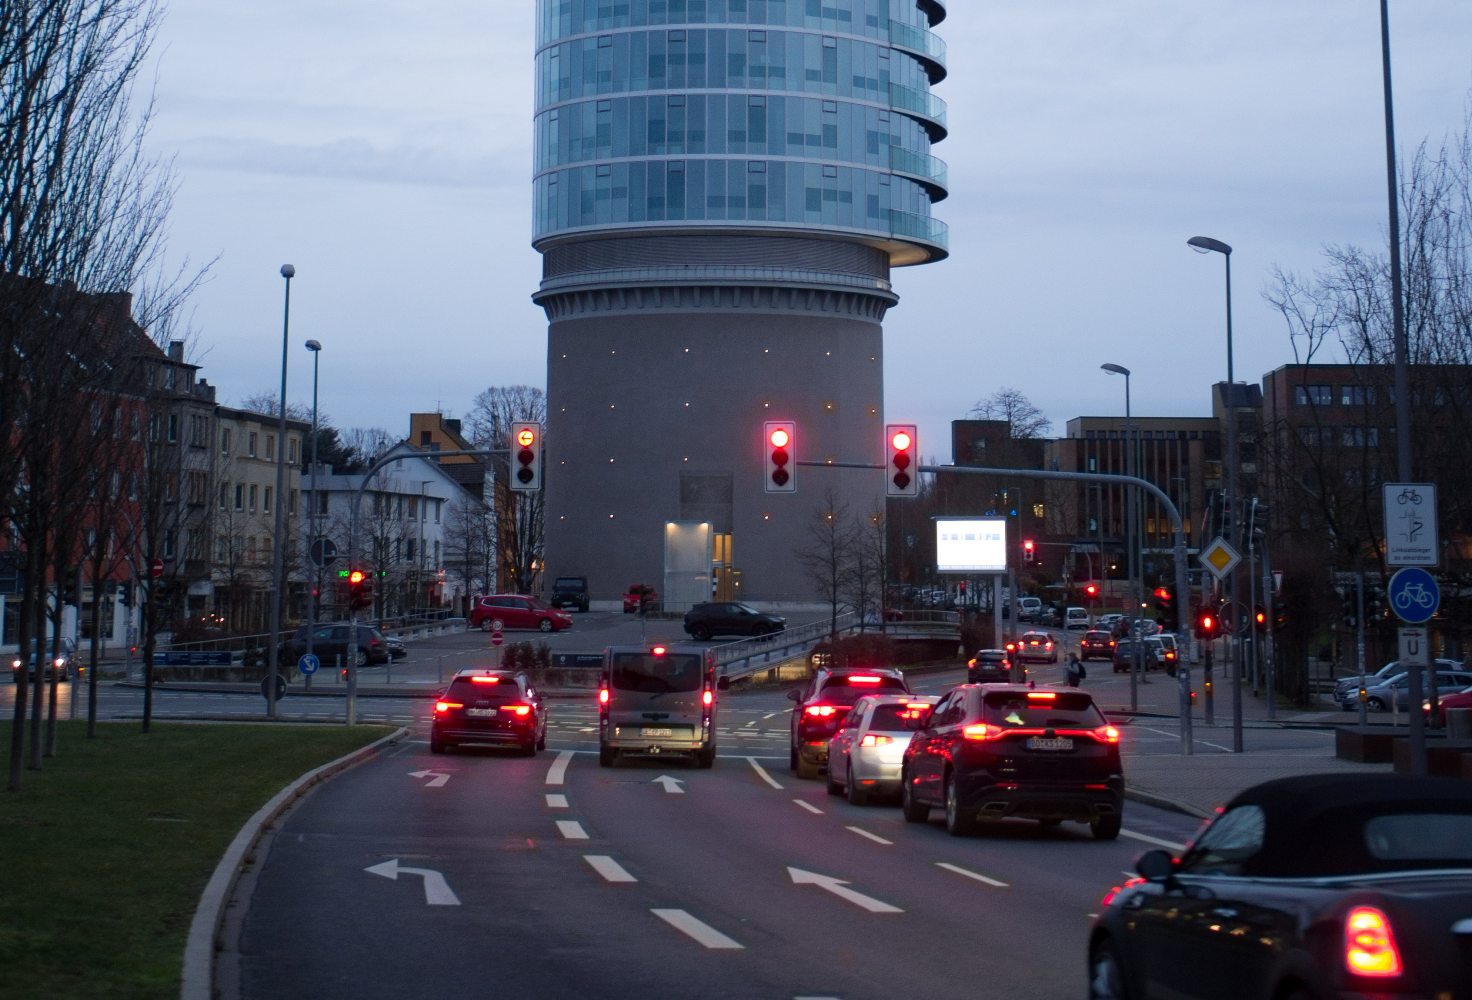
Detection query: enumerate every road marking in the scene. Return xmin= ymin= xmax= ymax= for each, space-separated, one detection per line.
xmin=584 ymin=855 xmax=637 ymax=883
xmin=793 ymin=799 xmax=823 ymax=815
xmin=545 ymin=794 xmax=568 ymax=808
xmin=652 ymin=775 xmax=686 ymax=794
xmin=846 ymin=826 xmax=892 ymax=845
xmin=745 ymin=720 xmax=757 ymax=727
xmin=408 ymin=769 xmax=450 ymax=788
xmin=787 ymin=867 xmax=902 ymax=913
xmin=1121 ymin=829 xmax=1187 ymax=852
xmin=556 ymin=820 xmax=589 ymax=840
xmin=651 ymin=909 xmax=744 ymax=949
xmin=364 ymin=858 xmax=461 ymax=906
xmin=747 ymin=757 xmax=784 ymax=789
xmin=936 ymin=862 xmax=1009 ymax=888
xmin=762 ymin=712 xmax=782 ymax=720
xmin=546 ymin=750 xmax=573 ymax=785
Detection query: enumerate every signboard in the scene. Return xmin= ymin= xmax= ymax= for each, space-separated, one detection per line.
xmin=934 ymin=517 xmax=1007 ymax=574
xmin=154 ymin=650 xmax=233 ymax=666
xmin=309 ymin=538 xmax=339 ymax=568
xmin=490 ymin=629 xmax=504 ymax=648
xmin=150 ymin=558 xmax=165 ymax=579
xmin=1199 ymin=536 xmax=1241 ymax=581
xmin=552 ymin=653 xmax=603 ymax=669
xmin=1387 ymin=566 xmax=1439 ymax=625
xmin=1398 ymin=627 xmax=1429 ymax=668
xmin=1383 ymin=483 xmax=1438 ymax=566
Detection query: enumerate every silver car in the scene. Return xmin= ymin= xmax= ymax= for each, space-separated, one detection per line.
xmin=1332 ymin=659 xmax=1461 ymax=702
xmin=1337 ymin=668 xmax=1472 ymax=712
xmin=825 ymin=694 xmax=938 ymax=805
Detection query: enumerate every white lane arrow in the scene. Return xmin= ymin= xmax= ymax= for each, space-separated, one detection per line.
xmin=652 ymin=775 xmax=686 ymax=794
xmin=365 ymin=858 xmax=461 ymax=906
xmin=408 ymin=770 xmax=450 ymax=788
xmin=787 ymin=867 xmax=902 ymax=914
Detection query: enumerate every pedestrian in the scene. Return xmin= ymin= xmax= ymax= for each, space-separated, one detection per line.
xmin=1065 ymin=653 xmax=1083 ymax=687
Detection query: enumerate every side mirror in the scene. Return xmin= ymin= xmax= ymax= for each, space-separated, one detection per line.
xmin=786 ymin=688 xmax=801 ymax=702
xmin=1136 ymin=848 xmax=1175 ymax=882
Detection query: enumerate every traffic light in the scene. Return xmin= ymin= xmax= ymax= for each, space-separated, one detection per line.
xmin=1254 ymin=605 xmax=1267 ymax=632
xmin=885 ymin=424 xmax=918 ymax=498
xmin=348 ymin=568 xmax=371 ymax=611
xmin=1195 ymin=607 xmax=1217 ymax=640
xmin=1154 ymin=586 xmax=1175 ymax=621
xmin=510 ymin=421 xmax=542 ymax=492
xmin=764 ymin=421 xmax=795 ymax=494
xmin=1023 ymin=539 xmax=1035 ymax=563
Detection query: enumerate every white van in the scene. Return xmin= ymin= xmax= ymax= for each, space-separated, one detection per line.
xmin=1017 ymin=596 xmax=1043 ymax=622
xmin=1064 ymin=607 xmax=1091 ymax=630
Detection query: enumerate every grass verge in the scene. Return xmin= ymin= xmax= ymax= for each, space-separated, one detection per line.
xmin=0 ymin=720 xmax=394 ymax=1000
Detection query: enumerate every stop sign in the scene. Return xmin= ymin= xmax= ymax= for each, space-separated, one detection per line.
xmin=490 ymin=630 xmax=504 ymax=647
xmin=150 ymin=558 xmax=164 ymax=579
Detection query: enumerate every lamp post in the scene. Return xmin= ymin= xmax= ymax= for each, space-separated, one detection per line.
xmin=303 ymin=339 xmax=321 ymax=677
xmin=265 ymin=264 xmax=295 ymax=718
xmin=1102 ymin=362 xmax=1141 ymax=712
xmin=1187 ymin=235 xmax=1242 ymax=753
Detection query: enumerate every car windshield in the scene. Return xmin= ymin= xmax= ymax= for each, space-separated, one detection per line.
xmin=982 ymin=691 xmax=1106 ymax=729
xmin=820 ymin=675 xmax=908 ymax=704
xmin=446 ymin=677 xmax=523 ymax=704
xmin=610 ymin=652 xmax=702 ymax=693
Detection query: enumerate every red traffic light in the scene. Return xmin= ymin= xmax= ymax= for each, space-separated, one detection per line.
xmin=764 ymin=421 xmax=795 ymax=493
xmin=886 ymin=424 xmax=918 ymax=497
xmin=1154 ymin=587 xmax=1171 ymax=601
xmin=1085 ymin=583 xmax=1098 ymax=597
xmin=348 ymin=569 xmax=366 ymax=585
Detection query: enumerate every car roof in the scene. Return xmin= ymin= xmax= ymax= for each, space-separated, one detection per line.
xmin=856 ymin=692 xmax=938 ymax=707
xmin=452 ymin=668 xmax=522 ymax=679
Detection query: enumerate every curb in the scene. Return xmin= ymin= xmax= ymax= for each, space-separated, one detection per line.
xmin=179 ymin=725 xmax=408 ymax=1000
xmin=1125 ymin=785 xmax=1213 ymax=821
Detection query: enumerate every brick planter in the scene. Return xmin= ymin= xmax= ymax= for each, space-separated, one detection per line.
xmin=1335 ymin=726 xmax=1401 ymax=763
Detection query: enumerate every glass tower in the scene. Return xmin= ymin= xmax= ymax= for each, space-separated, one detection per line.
xmin=533 ymin=0 xmax=948 ymax=604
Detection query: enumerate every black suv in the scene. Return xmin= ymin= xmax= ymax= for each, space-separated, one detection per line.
xmin=788 ymin=667 xmax=911 ymax=779
xmin=965 ymin=649 xmax=1013 ymax=684
xmin=280 ymin=623 xmax=389 ymax=669
xmin=682 ymin=602 xmax=785 ymax=641
xmin=549 ymin=576 xmax=589 ymax=612
xmin=431 ymin=669 xmax=547 ymax=755
xmin=901 ymin=684 xmax=1124 ymax=840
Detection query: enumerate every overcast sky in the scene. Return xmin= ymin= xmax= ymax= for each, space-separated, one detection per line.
xmin=146 ymin=2 xmax=1472 ymax=457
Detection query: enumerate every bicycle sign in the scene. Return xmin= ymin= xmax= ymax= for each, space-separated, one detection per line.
xmin=1387 ymin=567 xmax=1440 ymax=624
xmin=1383 ymin=482 xmax=1438 ymax=566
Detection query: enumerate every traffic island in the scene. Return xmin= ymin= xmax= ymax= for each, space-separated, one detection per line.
xmin=1335 ymin=726 xmax=1402 ymax=763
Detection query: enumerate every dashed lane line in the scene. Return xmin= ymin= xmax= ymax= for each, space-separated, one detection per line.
xmin=651 ymin=909 xmax=744 ymax=950
xmin=546 ymin=794 xmax=568 ymax=808
xmin=555 ymin=820 xmax=588 ymax=840
xmin=584 ymin=855 xmax=637 ymax=883
xmin=845 ymin=826 xmax=892 ymax=845
xmin=1120 ymin=829 xmax=1187 ymax=852
xmin=793 ymin=799 xmax=823 ymax=815
xmin=545 ymin=750 xmax=573 ymax=786
xmin=747 ymin=757 xmax=784 ymax=790
xmin=936 ymin=862 xmax=1009 ymax=888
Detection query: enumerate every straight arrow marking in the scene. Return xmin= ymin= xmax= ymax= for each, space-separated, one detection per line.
xmin=787 ymin=866 xmax=902 ymax=913
xmin=652 ymin=775 xmax=686 ymax=794
xmin=408 ymin=770 xmax=450 ymax=788
xmin=364 ymin=858 xmax=461 ymax=905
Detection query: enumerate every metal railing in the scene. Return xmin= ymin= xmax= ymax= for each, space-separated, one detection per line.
xmin=713 ymin=610 xmax=961 ymax=682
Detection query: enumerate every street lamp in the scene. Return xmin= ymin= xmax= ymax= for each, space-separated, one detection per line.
xmin=304 ymin=339 xmax=321 ymax=671
xmin=266 ymin=263 xmax=295 ymax=718
xmin=1187 ymin=235 xmax=1242 ymax=752
xmin=1102 ymin=362 xmax=1141 ymax=712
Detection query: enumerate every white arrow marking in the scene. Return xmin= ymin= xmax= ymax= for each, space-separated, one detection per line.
xmin=651 ymin=909 xmax=744 ymax=949
xmin=545 ymin=750 xmax=573 ymax=786
xmin=364 ymin=859 xmax=461 ymax=905
xmin=408 ymin=769 xmax=450 ymax=788
xmin=936 ymin=862 xmax=1009 ymax=888
xmin=747 ymin=757 xmax=783 ymax=790
xmin=787 ymin=867 xmax=902 ymax=913
xmin=652 ymin=775 xmax=686 ymax=794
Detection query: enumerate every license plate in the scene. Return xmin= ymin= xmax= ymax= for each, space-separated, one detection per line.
xmin=465 ymin=708 xmax=495 ymax=718
xmin=1026 ymin=737 xmax=1074 ymax=751
xmin=641 ymin=727 xmax=674 ymax=737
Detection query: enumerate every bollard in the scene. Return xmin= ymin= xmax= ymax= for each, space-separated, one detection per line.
xmin=1448 ymin=708 xmax=1472 ymax=741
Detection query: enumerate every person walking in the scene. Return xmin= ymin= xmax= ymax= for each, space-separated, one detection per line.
xmin=1065 ymin=653 xmax=1084 ymax=688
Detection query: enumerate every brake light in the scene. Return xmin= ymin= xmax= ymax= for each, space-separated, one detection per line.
xmin=1345 ymin=906 xmax=1401 ymax=977
xmin=1108 ymin=640 xmax=1116 ymax=647
xmin=470 ymin=675 xmax=501 ymax=684
xmin=598 ymin=687 xmax=609 ymax=705
xmin=434 ymin=700 xmax=463 ymax=713
xmin=859 ymin=734 xmax=893 ymax=747
xmin=848 ymin=675 xmax=882 ymax=684
xmin=1026 ymin=691 xmax=1056 ymax=701
xmin=804 ymin=705 xmax=839 ymax=718
xmin=502 ymin=704 xmax=532 ymax=717
xmin=651 ymin=645 xmax=667 ymax=656
xmin=1094 ymin=725 xmax=1121 ymax=744
xmin=962 ymin=723 xmax=1003 ymax=741
xmin=702 ymin=689 xmax=714 ymax=707
xmin=966 ymin=657 xmax=976 ymax=668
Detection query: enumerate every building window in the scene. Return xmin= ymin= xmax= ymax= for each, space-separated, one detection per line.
xmin=248 ymin=432 xmax=258 ymax=457
xmin=289 ymin=489 xmax=297 ymax=515
xmin=1294 ymin=385 xmax=1332 ymax=406
xmin=288 ymin=438 xmax=298 ymax=464
xmin=235 ymin=484 xmax=245 ymax=511
xmin=249 ymin=484 xmax=257 ymax=511
xmin=221 ymin=427 xmax=231 ymax=453
xmin=266 ymin=436 xmax=274 ymax=461
xmin=1341 ymin=385 xmax=1374 ymax=406
xmin=219 ymin=482 xmax=229 ymax=511
xmin=263 ymin=487 xmax=272 ymax=514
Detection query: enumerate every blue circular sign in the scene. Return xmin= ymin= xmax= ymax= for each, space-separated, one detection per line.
xmin=1388 ymin=567 xmax=1440 ymax=624
xmin=297 ymin=653 xmax=321 ymax=675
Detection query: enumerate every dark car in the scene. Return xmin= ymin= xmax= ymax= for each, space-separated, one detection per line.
xmin=1079 ymin=629 xmax=1116 ymax=662
xmin=1088 ymin=773 xmax=1472 ymax=1000
xmin=682 ymin=602 xmax=785 ymax=641
xmin=1111 ymin=638 xmax=1160 ymax=673
xmin=789 ymin=667 xmax=911 ymax=779
xmin=383 ymin=635 xmax=408 ymax=660
xmin=431 ymin=668 xmax=547 ymax=755
xmin=281 ymin=623 xmax=389 ymax=669
xmin=901 ymin=684 xmax=1123 ymax=839
xmin=966 ymin=648 xmax=1014 ymax=684
xmin=549 ymin=575 xmax=589 ymax=612
xmin=10 ymin=636 xmax=77 ymax=683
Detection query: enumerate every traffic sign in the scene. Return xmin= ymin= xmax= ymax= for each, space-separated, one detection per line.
xmin=150 ymin=558 xmax=164 ymax=579
xmin=309 ymin=538 xmax=339 ymax=568
xmin=298 ymin=653 xmax=321 ymax=675
xmin=1398 ymin=627 xmax=1429 ymax=667
xmin=490 ymin=630 xmax=504 ymax=648
xmin=260 ymin=673 xmax=287 ymax=703
xmin=1383 ymin=482 xmax=1439 ymax=566
xmin=1387 ymin=566 xmax=1439 ymax=625
xmin=1199 ymin=536 xmax=1241 ymax=580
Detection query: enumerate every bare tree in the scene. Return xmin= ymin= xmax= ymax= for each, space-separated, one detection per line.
xmin=798 ymin=488 xmax=854 ymax=639
xmin=845 ymin=508 xmax=888 ymax=630
xmin=465 ymin=386 xmax=546 ymax=593
xmin=444 ymin=493 xmax=497 ymax=608
xmin=971 ymin=387 xmax=1052 ymax=440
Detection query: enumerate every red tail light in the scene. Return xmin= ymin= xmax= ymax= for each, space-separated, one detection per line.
xmin=598 ymin=687 xmax=609 ymax=705
xmin=434 ymin=700 xmax=463 ymax=713
xmin=1027 ymin=691 xmax=1056 ymax=702
xmin=804 ymin=705 xmax=839 ymax=718
xmin=859 ymin=734 xmax=893 ymax=747
xmin=1093 ymin=725 xmax=1121 ymax=744
xmin=962 ymin=723 xmax=1003 ymax=741
xmin=702 ymin=689 xmax=714 ymax=707
xmin=502 ymin=704 xmax=532 ymax=717
xmin=1100 ymin=877 xmax=1144 ymax=907
xmin=1345 ymin=906 xmax=1402 ymax=977
xmin=470 ymin=675 xmax=502 ymax=684
xmin=848 ymin=675 xmax=882 ymax=684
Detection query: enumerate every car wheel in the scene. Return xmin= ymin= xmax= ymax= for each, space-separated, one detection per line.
xmin=690 ymin=625 xmax=711 ymax=641
xmin=522 ymin=740 xmax=538 ymax=757
xmin=354 ymin=648 xmax=368 ymax=668
xmin=846 ymin=766 xmax=868 ymax=807
xmin=536 ymin=729 xmax=547 ymax=751
xmin=944 ymin=773 xmax=978 ymax=837
xmin=599 ymin=746 xmax=616 ymax=767
xmin=1367 ymin=697 xmax=1387 ymax=712
xmin=1087 ymin=939 xmax=1130 ymax=1000
xmin=789 ymin=745 xmax=798 ymax=771
xmin=796 ymin=755 xmax=819 ymax=780
xmin=1091 ymin=813 xmax=1123 ymax=841
xmin=480 ymin=619 xmax=493 ymax=633
xmin=901 ymin=771 xmax=929 ymax=823
xmin=539 ymin=618 xmax=554 ymax=633
xmin=826 ymin=761 xmax=843 ymax=795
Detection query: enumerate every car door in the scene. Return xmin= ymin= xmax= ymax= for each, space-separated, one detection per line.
xmin=909 ymin=690 xmax=965 ymax=805
xmin=829 ymin=704 xmax=865 ymax=786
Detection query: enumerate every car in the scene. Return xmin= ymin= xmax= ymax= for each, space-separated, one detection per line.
xmin=383 ymin=635 xmax=408 ymax=660
xmin=1079 ymin=630 xmax=1116 ymax=662
xmin=10 ymin=636 xmax=77 ymax=683
xmin=825 ymin=694 xmax=938 ymax=805
xmin=430 ymin=668 xmax=546 ymax=755
xmin=1088 ymin=773 xmax=1472 ymax=1000
xmin=280 ymin=623 xmax=389 ymax=669
xmin=622 ymin=583 xmax=659 ymax=614
xmin=1333 ymin=658 xmax=1463 ymax=701
xmin=1338 ymin=668 xmax=1472 ymax=712
xmin=1017 ymin=596 xmax=1044 ymax=622
xmin=1112 ymin=638 xmax=1161 ymax=674
xmin=1064 ymin=606 xmax=1091 ymax=630
xmin=1095 ymin=613 xmax=1126 ymax=630
xmin=966 ymin=648 xmax=1014 ymax=684
xmin=901 ymin=684 xmax=1124 ymax=839
xmin=549 ymin=575 xmax=589 ymax=612
xmin=682 ymin=601 xmax=785 ymax=641
xmin=1014 ymin=630 xmax=1059 ymax=664
xmin=598 ymin=644 xmax=718 ymax=767
xmin=469 ymin=594 xmax=573 ymax=633
xmin=1142 ymin=634 xmax=1178 ymax=674
xmin=1128 ymin=617 xmax=1160 ymax=638
xmin=789 ymin=666 xmax=911 ymax=779
xmin=1426 ymin=684 xmax=1472 ymax=716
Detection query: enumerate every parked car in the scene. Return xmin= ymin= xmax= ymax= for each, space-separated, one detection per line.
xmin=280 ymin=623 xmax=389 ymax=669
xmin=1079 ymin=630 xmax=1116 ymax=662
xmin=825 ymin=694 xmax=938 ymax=805
xmin=1333 ymin=658 xmax=1462 ymax=701
xmin=1088 ymin=773 xmax=1472 ymax=1000
xmin=966 ymin=648 xmax=1014 ymax=684
xmin=430 ymin=668 xmax=546 ymax=756
xmin=383 ymin=635 xmax=408 ymax=660
xmin=1427 ymin=684 xmax=1472 ymax=716
xmin=1095 ymin=613 xmax=1126 ymax=631
xmin=789 ymin=667 xmax=911 ymax=779
xmin=1017 ymin=596 xmax=1043 ymax=622
xmin=1014 ymin=630 xmax=1058 ymax=664
xmin=1337 ymin=668 xmax=1472 ymax=712
xmin=1064 ymin=606 xmax=1091 ymax=630
xmin=10 ymin=636 xmax=77 ymax=683
xmin=469 ymin=595 xmax=573 ymax=633
xmin=622 ymin=583 xmax=659 ymax=614
xmin=682 ymin=602 xmax=785 ymax=641
xmin=901 ymin=684 xmax=1123 ymax=839
xmin=548 ymin=576 xmax=589 ymax=612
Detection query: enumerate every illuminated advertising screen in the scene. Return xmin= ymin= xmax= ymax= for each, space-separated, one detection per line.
xmin=935 ymin=517 xmax=1008 ymax=573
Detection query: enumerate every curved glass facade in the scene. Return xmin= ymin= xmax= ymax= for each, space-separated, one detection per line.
xmin=532 ymin=0 xmax=948 ymax=263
